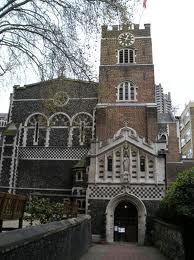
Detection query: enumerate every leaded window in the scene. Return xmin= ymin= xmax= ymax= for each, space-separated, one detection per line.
xmin=118 ymin=49 xmax=136 ymax=64
xmin=117 ymin=81 xmax=137 ymax=101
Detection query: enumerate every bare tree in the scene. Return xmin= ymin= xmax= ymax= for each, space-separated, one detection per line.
xmin=0 ymin=0 xmax=134 ymax=81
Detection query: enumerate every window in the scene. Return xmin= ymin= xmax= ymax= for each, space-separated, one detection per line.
xmin=75 ymin=171 xmax=83 ymax=181
xmin=118 ymin=49 xmax=135 ymax=64
xmin=131 ymin=87 xmax=134 ymax=100
xmin=107 ymin=156 xmax=113 ymax=172
xmin=34 ymin=122 xmax=39 ymax=145
xmin=187 ymin=148 xmax=193 ymax=159
xmin=140 ymin=156 xmax=145 ymax=172
xmin=98 ymin=159 xmax=104 ymax=179
xmin=117 ymin=81 xmax=137 ymax=102
xmin=26 ymin=113 xmax=47 ymax=146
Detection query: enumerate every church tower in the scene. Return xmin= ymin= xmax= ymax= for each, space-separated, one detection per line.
xmin=87 ymin=24 xmax=166 ymax=244
xmin=96 ymin=23 xmax=157 ymax=142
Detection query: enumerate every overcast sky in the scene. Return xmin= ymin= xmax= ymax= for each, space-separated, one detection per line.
xmin=0 ymin=0 xmax=194 ymax=114
xmin=136 ymin=0 xmax=194 ymax=112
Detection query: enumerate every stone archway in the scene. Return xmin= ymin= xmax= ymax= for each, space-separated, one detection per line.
xmin=105 ymin=193 xmax=147 ymax=245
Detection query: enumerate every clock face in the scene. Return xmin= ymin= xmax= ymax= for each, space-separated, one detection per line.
xmin=118 ymin=32 xmax=135 ymax=47
xmin=53 ymin=91 xmax=69 ymax=107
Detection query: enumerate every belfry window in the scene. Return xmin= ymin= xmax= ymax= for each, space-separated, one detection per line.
xmin=117 ymin=81 xmax=137 ymax=102
xmin=118 ymin=49 xmax=135 ymax=64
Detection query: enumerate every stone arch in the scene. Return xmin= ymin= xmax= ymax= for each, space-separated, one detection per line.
xmin=71 ymin=112 xmax=93 ymax=125
xmin=23 ymin=113 xmax=48 ymax=146
xmin=49 ymin=112 xmax=70 ymax=126
xmin=115 ymin=126 xmax=137 ymax=138
xmin=48 ymin=113 xmax=70 ymax=146
xmin=71 ymin=112 xmax=93 ymax=146
xmin=158 ymin=133 xmax=168 ymax=144
xmin=24 ymin=112 xmax=48 ymax=127
xmin=105 ymin=192 xmax=147 ymax=245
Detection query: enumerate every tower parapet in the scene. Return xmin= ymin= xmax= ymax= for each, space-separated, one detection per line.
xmin=101 ymin=23 xmax=151 ymax=38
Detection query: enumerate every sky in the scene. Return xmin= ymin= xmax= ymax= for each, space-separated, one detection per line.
xmin=0 ymin=0 xmax=194 ymax=114
xmin=137 ymin=0 xmax=194 ymax=112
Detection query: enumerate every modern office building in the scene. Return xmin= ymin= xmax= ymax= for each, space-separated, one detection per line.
xmin=179 ymin=101 xmax=194 ymax=159
xmin=155 ymin=84 xmax=172 ymax=114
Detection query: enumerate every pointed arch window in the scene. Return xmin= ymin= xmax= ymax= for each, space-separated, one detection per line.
xmin=117 ymin=81 xmax=137 ymax=102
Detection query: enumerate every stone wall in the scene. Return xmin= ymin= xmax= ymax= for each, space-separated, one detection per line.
xmin=152 ymin=219 xmax=185 ymax=260
xmin=16 ymin=159 xmax=77 ymax=190
xmin=0 ymin=215 xmax=91 ymax=260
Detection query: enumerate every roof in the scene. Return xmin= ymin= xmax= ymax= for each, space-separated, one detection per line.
xmin=72 ymin=159 xmax=86 ymax=169
xmin=2 ymin=123 xmax=19 ymax=136
xmin=158 ymin=113 xmax=175 ymax=123
xmin=0 ymin=113 xmax=8 ymax=120
xmin=14 ymin=76 xmax=98 ymax=90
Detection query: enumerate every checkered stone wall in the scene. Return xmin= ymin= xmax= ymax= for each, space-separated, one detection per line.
xmin=88 ymin=184 xmax=165 ymax=200
xmin=18 ymin=146 xmax=89 ymax=160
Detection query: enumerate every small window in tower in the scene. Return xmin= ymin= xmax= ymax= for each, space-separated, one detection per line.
xmin=118 ymin=49 xmax=135 ymax=64
xmin=125 ymin=83 xmax=129 ymax=100
xmin=131 ymin=87 xmax=135 ymax=100
xmin=119 ymin=50 xmax=124 ymax=63
xmin=117 ymin=81 xmax=137 ymax=102
xmin=107 ymin=157 xmax=113 ymax=172
xmin=124 ymin=49 xmax=129 ymax=63
xmin=129 ymin=50 xmax=134 ymax=63
xmin=119 ymin=86 xmax=123 ymax=100
xmin=140 ymin=156 xmax=145 ymax=172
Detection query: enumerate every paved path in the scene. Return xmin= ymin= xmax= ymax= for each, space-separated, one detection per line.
xmin=80 ymin=243 xmax=168 ymax=260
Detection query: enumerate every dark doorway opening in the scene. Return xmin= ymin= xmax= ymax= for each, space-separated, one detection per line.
xmin=114 ymin=201 xmax=138 ymax=242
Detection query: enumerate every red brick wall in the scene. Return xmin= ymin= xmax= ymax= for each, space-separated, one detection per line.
xmin=97 ymin=24 xmax=158 ymax=142
xmin=99 ymin=66 xmax=155 ymax=104
xmin=96 ymin=106 xmax=158 ymax=142
xmin=100 ymin=24 xmax=153 ymax=65
xmin=167 ymin=123 xmax=180 ymax=162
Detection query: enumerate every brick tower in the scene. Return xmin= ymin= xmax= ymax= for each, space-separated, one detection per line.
xmin=87 ymin=24 xmax=166 ymax=244
xmin=96 ymin=23 xmax=157 ymax=142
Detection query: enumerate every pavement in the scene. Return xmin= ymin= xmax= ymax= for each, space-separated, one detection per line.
xmin=80 ymin=243 xmax=169 ymax=260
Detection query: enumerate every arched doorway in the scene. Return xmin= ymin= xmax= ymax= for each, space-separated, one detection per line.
xmin=106 ymin=193 xmax=147 ymax=245
xmin=114 ymin=201 xmax=138 ymax=242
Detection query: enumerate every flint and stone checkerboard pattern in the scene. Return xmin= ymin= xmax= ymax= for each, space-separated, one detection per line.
xmin=18 ymin=146 xmax=89 ymax=160
xmin=88 ymin=184 xmax=165 ymax=200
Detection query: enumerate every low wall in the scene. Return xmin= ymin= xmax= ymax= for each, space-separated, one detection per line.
xmin=153 ymin=219 xmax=185 ymax=260
xmin=0 ymin=215 xmax=91 ymax=260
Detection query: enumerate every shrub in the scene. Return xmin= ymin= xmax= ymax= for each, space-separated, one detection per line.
xmin=24 ymin=197 xmax=64 ymax=225
xmin=158 ymin=168 xmax=194 ymax=223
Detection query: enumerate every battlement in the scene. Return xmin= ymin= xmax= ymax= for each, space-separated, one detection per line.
xmin=102 ymin=23 xmax=151 ymax=38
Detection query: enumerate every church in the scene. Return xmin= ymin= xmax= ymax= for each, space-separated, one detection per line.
xmin=0 ymin=23 xmax=179 ymax=244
